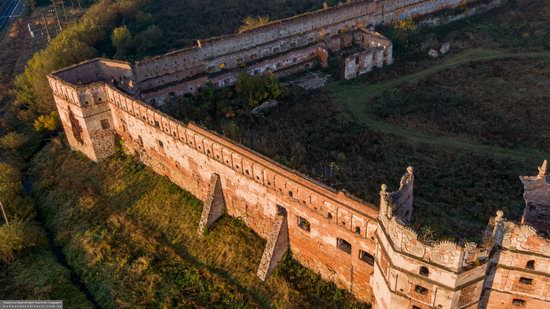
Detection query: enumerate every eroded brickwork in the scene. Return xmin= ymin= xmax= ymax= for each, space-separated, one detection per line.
xmin=47 ymin=0 xmax=549 ymax=307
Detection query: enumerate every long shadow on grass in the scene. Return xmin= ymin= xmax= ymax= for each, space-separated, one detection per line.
xmin=105 ymin=161 xmax=273 ymax=307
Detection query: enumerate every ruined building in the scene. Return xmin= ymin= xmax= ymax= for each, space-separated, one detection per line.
xmin=48 ymin=0 xmax=548 ymax=308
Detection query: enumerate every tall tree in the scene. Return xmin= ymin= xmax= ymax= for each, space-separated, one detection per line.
xmin=112 ymin=26 xmax=133 ymax=59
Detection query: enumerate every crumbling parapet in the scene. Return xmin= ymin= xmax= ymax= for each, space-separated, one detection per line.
xmin=482 ymin=210 xmax=550 ymax=309
xmin=520 ymin=160 xmax=550 ymax=234
xmin=257 ymin=210 xmax=289 ymax=281
xmin=198 ymin=173 xmax=226 ymax=235
xmin=377 ymin=167 xmax=500 ymax=271
xmin=380 ymin=166 xmax=414 ymax=223
xmin=373 ymin=168 xmax=497 ymax=309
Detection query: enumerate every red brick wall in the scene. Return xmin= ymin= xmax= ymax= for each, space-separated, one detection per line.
xmin=105 ymin=86 xmax=380 ymax=300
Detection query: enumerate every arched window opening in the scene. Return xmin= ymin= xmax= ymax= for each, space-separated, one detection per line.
xmin=419 ymin=266 xmax=429 ymax=277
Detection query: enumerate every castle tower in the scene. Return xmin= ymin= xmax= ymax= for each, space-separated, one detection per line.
xmin=480 ymin=160 xmax=550 ymax=308
xmin=481 ymin=210 xmax=550 ymax=308
xmin=372 ymin=167 xmax=489 ymax=309
xmin=48 ymin=78 xmax=116 ymax=161
xmin=47 ymin=59 xmax=135 ymax=161
xmin=48 ymin=68 xmax=115 ymax=161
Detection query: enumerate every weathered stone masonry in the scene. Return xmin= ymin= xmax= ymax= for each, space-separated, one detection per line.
xmin=48 ymin=0 xmax=548 ymax=308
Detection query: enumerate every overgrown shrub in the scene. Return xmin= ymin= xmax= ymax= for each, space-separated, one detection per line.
xmin=15 ymin=0 xmax=150 ymax=114
xmin=235 ymin=73 xmax=284 ymax=108
xmin=0 ymin=221 xmax=44 ymax=263
xmin=33 ymin=111 xmax=60 ymax=133
xmin=0 ymin=162 xmax=23 ymax=203
xmin=0 ymin=132 xmax=28 ymax=151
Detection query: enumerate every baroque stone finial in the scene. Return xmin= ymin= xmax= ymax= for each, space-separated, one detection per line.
xmin=496 ymin=210 xmax=504 ymax=221
xmin=381 ymin=184 xmax=387 ymax=193
xmin=407 ymin=166 xmax=414 ymax=175
xmin=537 ymin=160 xmax=547 ymax=178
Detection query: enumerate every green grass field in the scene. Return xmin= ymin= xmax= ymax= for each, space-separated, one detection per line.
xmin=0 ymin=244 xmax=94 ymax=307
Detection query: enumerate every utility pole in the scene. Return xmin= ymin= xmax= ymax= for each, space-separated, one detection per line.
xmin=0 ymin=201 xmax=9 ymax=226
xmin=38 ymin=18 xmax=44 ymax=36
xmin=69 ymin=0 xmax=75 ymax=16
xmin=61 ymin=0 xmax=68 ymax=21
xmin=42 ymin=14 xmax=51 ymax=41
xmin=52 ymin=0 xmax=62 ymax=31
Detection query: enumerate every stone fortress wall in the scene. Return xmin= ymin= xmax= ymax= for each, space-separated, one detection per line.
xmin=47 ymin=0 xmax=549 ymax=307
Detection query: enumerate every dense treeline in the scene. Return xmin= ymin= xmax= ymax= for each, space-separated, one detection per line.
xmin=15 ymin=0 xmax=150 ymax=114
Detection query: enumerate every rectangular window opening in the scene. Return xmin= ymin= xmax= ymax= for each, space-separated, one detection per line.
xmin=359 ymin=250 xmax=374 ymax=265
xmin=297 ymin=216 xmax=310 ymax=232
xmin=519 ymin=277 xmax=533 ymax=285
xmin=337 ymin=238 xmax=351 ymax=254
xmin=512 ymin=299 xmax=526 ymax=307
xmin=414 ymin=285 xmax=428 ymax=295
xmin=100 ymin=119 xmax=110 ymax=130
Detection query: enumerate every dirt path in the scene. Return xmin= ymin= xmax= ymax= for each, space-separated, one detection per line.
xmin=327 ymin=48 xmax=550 ymax=161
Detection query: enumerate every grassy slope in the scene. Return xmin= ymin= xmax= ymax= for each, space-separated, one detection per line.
xmin=0 ymin=7 xmax=95 ymax=305
xmin=29 ymin=139 xmax=368 ymax=308
xmin=0 ymin=245 xmax=94 ymax=307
